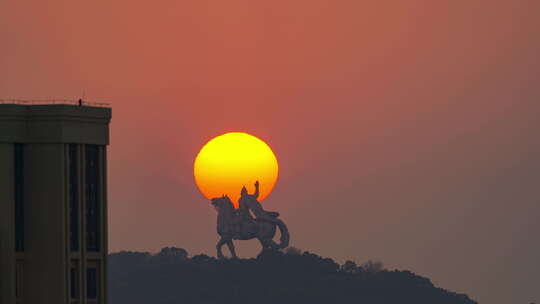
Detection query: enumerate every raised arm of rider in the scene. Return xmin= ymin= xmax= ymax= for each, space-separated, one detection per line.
xmin=253 ymin=181 xmax=260 ymax=199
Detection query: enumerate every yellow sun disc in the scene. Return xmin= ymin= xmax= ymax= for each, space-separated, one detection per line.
xmin=194 ymin=132 xmax=279 ymax=208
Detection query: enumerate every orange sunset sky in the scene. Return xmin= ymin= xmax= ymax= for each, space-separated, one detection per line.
xmin=1 ymin=1 xmax=539 ymax=303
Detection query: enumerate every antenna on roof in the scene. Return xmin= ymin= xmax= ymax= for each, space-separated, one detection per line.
xmin=79 ymin=90 xmax=86 ymax=106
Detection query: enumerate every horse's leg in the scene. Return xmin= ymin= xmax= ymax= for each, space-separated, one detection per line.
xmin=216 ymin=237 xmax=227 ymax=259
xmin=258 ymin=222 xmax=279 ymax=251
xmin=257 ymin=237 xmax=265 ymax=254
xmin=226 ymin=240 xmax=238 ymax=259
xmin=257 ymin=237 xmax=271 ymax=254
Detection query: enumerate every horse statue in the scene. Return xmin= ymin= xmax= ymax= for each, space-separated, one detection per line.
xmin=211 ymin=194 xmax=289 ymax=259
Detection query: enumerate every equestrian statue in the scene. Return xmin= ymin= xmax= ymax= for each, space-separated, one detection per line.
xmin=211 ymin=181 xmax=290 ymax=259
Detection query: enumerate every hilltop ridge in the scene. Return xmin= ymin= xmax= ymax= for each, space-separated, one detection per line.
xmin=109 ymin=247 xmax=477 ymax=304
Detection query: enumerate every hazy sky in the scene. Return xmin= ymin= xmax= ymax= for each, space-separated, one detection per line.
xmin=2 ymin=1 xmax=539 ymax=303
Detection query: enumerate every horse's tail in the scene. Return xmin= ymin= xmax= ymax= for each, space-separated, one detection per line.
xmin=275 ymin=219 xmax=290 ymax=248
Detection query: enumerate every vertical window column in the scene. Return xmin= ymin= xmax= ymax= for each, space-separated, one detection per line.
xmin=86 ymin=261 xmax=100 ymax=300
xmin=70 ymin=260 xmax=80 ymax=301
xmin=15 ymin=261 xmax=23 ymax=303
xmin=14 ymin=143 xmax=24 ymax=252
xmin=69 ymin=144 xmax=79 ymax=252
xmin=85 ymin=145 xmax=101 ymax=252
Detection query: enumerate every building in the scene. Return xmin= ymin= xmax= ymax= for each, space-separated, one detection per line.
xmin=0 ymin=101 xmax=111 ymax=304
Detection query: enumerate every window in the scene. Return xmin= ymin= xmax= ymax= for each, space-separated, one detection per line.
xmin=16 ymin=261 xmax=23 ymax=301
xmin=70 ymin=261 xmax=79 ymax=299
xmin=86 ymin=267 xmax=98 ymax=299
xmin=14 ymin=143 xmax=24 ymax=252
xmin=85 ymin=145 xmax=101 ymax=252
xmin=69 ymin=144 xmax=79 ymax=251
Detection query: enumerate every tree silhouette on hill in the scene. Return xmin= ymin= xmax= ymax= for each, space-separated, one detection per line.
xmin=108 ymin=247 xmax=477 ymax=304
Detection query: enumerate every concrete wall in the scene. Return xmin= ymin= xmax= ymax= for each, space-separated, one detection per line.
xmin=0 ymin=144 xmax=16 ymax=304
xmin=0 ymin=105 xmax=111 ymax=145
xmin=23 ymin=144 xmax=68 ymax=304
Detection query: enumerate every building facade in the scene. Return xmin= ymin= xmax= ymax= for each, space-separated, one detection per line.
xmin=0 ymin=103 xmax=111 ymax=304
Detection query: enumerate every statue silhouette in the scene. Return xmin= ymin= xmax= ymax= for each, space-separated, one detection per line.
xmin=211 ymin=181 xmax=289 ymax=258
xmin=239 ymin=181 xmax=281 ymax=223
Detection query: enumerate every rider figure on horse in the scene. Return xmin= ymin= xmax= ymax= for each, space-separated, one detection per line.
xmin=238 ymin=181 xmax=280 ymax=225
xmin=211 ymin=181 xmax=290 ymax=258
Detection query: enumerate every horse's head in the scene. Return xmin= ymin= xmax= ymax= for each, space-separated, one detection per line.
xmin=211 ymin=195 xmax=234 ymax=213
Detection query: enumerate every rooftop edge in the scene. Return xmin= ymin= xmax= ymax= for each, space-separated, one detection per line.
xmin=0 ymin=99 xmax=110 ymax=108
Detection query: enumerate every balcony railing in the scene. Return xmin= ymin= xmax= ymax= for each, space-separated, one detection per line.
xmin=0 ymin=99 xmax=110 ymax=108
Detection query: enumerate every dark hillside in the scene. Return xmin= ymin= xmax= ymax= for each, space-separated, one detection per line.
xmin=109 ymin=247 xmax=476 ymax=304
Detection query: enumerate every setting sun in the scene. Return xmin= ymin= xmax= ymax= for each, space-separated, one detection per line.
xmin=194 ymin=132 xmax=278 ymax=208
